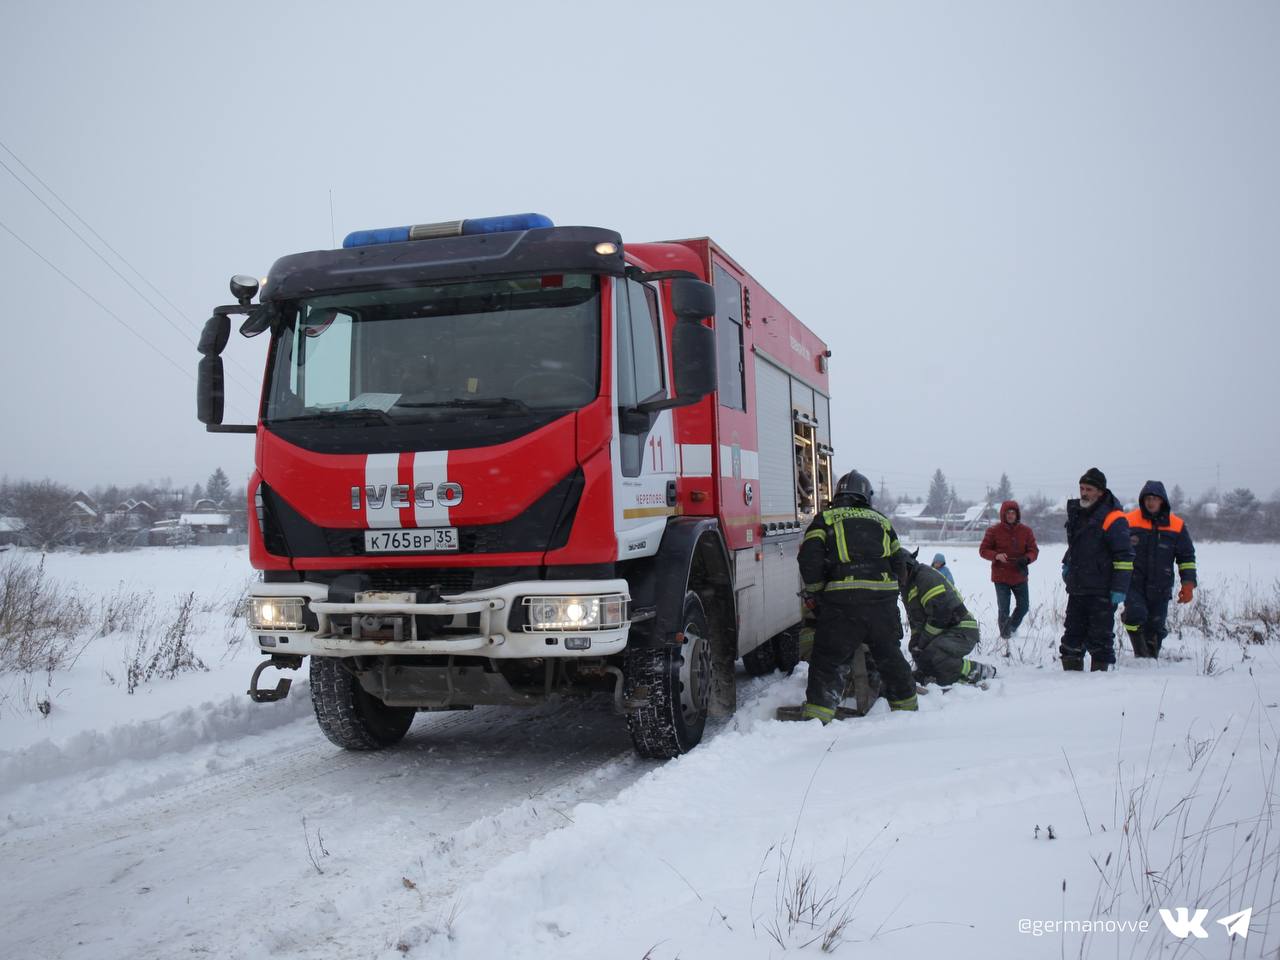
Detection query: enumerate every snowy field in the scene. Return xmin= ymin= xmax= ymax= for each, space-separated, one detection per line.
xmin=2 ymin=542 xmax=1279 ymax=959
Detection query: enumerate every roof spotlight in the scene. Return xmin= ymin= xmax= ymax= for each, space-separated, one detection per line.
xmin=230 ymin=275 xmax=260 ymax=304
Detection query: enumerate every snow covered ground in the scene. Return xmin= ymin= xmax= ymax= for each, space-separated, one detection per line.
xmin=2 ymin=542 xmax=1278 ymax=958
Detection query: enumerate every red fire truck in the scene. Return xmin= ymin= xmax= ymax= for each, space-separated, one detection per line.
xmin=197 ymin=213 xmax=834 ymax=758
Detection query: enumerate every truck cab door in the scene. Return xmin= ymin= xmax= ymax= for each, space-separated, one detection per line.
xmin=611 ymin=277 xmax=677 ymax=559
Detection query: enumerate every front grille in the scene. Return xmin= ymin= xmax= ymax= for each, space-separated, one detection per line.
xmin=260 ymin=469 xmax=583 ymax=559
xmin=364 ymin=569 xmax=477 ymax=594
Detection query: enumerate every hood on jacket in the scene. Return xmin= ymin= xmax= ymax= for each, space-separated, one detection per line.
xmin=899 ymin=547 xmax=921 ymax=580
xmin=1138 ymin=480 xmax=1170 ymax=520
xmin=1000 ymin=499 xmax=1021 ymax=524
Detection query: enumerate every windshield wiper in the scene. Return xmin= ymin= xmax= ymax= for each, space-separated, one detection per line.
xmin=394 ymin=396 xmax=533 ymax=415
xmin=266 ymin=408 xmax=397 ymax=426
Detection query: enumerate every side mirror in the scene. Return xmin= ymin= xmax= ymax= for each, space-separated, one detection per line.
xmin=198 ymin=315 xmax=231 ymax=356
xmin=670 ymin=277 xmax=715 ymax=321
xmin=672 ymin=320 xmax=717 ymax=400
xmin=635 ymin=319 xmax=717 ymax=414
xmin=197 ymin=355 xmax=225 ymax=424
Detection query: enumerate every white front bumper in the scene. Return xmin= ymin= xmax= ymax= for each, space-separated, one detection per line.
xmin=250 ymin=579 xmax=631 ymax=659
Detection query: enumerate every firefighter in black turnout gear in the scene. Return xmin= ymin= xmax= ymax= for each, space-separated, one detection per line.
xmin=785 ymin=470 xmax=918 ymax=722
xmin=900 ymin=550 xmax=997 ymax=686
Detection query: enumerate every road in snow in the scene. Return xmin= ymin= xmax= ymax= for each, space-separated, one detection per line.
xmin=1 ymin=694 xmax=655 ymax=958
xmin=2 ymin=542 xmax=1278 ymax=958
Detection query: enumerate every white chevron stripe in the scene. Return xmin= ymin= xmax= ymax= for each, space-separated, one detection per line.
xmin=364 ymin=453 xmax=402 ymax=528
xmin=413 ymin=450 xmax=450 ymax=527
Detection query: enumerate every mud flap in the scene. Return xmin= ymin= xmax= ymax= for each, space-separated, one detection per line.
xmin=248 ymin=657 xmax=299 ymax=703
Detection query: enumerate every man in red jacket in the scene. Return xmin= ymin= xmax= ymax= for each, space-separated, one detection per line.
xmin=979 ymin=500 xmax=1040 ymax=640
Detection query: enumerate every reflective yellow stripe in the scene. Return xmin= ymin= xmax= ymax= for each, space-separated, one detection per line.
xmin=1123 ymin=622 xmax=1140 ymax=632
xmin=956 ymin=620 xmax=978 ymax=630
xmin=826 ymin=579 xmax=899 ymax=592
xmin=920 ymin=585 xmax=946 ymax=606
xmin=802 ymin=703 xmax=835 ymax=721
xmin=804 ymin=581 xmax=827 ymax=592
xmin=833 ymin=519 xmax=850 ymax=564
xmin=889 ymin=539 xmax=901 ymax=553
xmin=1178 ymin=562 xmax=1196 ymax=570
xmin=1113 ymin=561 xmax=1133 ymax=570
xmin=907 ymin=586 xmax=918 ymax=603
xmin=924 ymin=622 xmax=943 ymax=635
xmin=804 ymin=529 xmax=827 ymax=543
xmin=960 ymin=659 xmax=972 ymax=677
xmin=889 ymin=694 xmax=918 ymax=711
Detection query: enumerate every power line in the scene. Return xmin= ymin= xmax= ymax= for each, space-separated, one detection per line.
xmin=0 ymin=140 xmax=261 ymax=392
xmin=0 ymin=216 xmax=256 ymax=422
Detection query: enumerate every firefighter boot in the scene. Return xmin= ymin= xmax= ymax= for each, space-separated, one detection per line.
xmin=1090 ymin=660 xmax=1110 ymax=672
xmin=1061 ymin=656 xmax=1085 ymax=671
xmin=1128 ymin=625 xmax=1153 ymax=658
xmin=960 ymin=660 xmax=998 ymax=684
xmin=775 ymin=703 xmax=860 ymax=723
xmin=888 ymin=693 xmax=919 ymax=712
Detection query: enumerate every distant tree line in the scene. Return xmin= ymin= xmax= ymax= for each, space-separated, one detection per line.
xmin=0 ymin=468 xmax=247 ymax=551
xmin=874 ymin=469 xmax=1280 ymax=543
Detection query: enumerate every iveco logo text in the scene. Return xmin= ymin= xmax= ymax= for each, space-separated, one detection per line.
xmin=351 ymin=482 xmax=463 ymax=510
xmin=789 ymin=336 xmax=812 ymax=361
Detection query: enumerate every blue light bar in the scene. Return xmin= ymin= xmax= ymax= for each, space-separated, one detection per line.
xmin=342 ymin=225 xmax=412 ymax=248
xmin=462 ymin=213 xmax=553 ymax=235
xmin=342 ymin=213 xmax=553 ymax=249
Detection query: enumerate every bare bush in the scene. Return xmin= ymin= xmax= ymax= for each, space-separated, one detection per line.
xmin=95 ymin=586 xmax=155 ymax=637
xmin=1082 ymin=720 xmax=1279 ymax=957
xmin=751 ymin=744 xmax=884 ymax=953
xmin=0 ymin=554 xmax=91 ymax=673
xmin=1168 ymin=583 xmax=1280 ymax=665
xmin=125 ymin=591 xmax=207 ymax=693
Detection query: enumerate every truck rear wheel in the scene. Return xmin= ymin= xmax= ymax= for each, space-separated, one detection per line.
xmin=626 ymin=591 xmax=712 ymax=759
xmin=741 ymin=636 xmax=778 ymax=676
xmin=310 ymin=656 xmax=415 ymax=750
xmin=773 ymin=628 xmax=802 ymax=674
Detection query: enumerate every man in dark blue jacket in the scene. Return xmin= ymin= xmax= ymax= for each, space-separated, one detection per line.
xmin=1060 ymin=467 xmax=1134 ymax=672
xmin=1121 ymin=480 xmax=1197 ymax=658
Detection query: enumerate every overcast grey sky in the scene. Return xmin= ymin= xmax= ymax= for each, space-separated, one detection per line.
xmin=1 ymin=1 xmax=1277 ymax=504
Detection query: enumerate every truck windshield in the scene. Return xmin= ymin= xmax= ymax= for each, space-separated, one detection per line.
xmin=264 ymin=275 xmax=600 ymax=424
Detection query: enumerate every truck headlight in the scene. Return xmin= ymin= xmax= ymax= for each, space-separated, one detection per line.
xmin=249 ymin=597 xmax=306 ymax=631
xmin=522 ymin=594 xmax=628 ymax=632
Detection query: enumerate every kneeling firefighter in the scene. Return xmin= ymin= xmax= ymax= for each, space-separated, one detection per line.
xmin=779 ymin=470 xmax=918 ymax=722
xmin=900 ymin=550 xmax=998 ymax=685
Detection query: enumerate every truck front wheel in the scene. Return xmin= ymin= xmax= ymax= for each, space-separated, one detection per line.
xmin=625 ymin=591 xmax=712 ymax=759
xmin=310 ymin=656 xmax=415 ymax=750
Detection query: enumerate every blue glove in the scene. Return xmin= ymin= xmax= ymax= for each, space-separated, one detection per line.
xmin=1061 ymin=563 xmax=1069 ymax=583
xmin=1110 ymin=591 xmax=1125 ymax=607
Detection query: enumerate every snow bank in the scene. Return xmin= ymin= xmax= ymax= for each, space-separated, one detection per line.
xmin=0 ymin=683 xmax=312 ymax=788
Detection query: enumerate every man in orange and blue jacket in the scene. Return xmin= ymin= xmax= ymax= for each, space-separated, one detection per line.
xmin=1121 ymin=480 xmax=1197 ymax=658
xmin=1060 ymin=467 xmax=1133 ymax=672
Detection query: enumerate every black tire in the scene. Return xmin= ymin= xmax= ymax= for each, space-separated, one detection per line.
xmin=310 ymin=656 xmax=415 ymax=750
xmin=741 ymin=636 xmax=778 ymax=676
xmin=626 ymin=591 xmax=713 ymax=759
xmin=773 ymin=628 xmax=802 ymax=674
